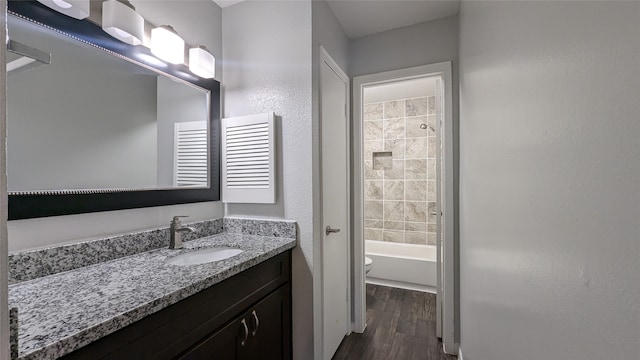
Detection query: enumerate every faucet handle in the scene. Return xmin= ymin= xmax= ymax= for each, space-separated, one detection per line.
xmin=172 ymin=215 xmax=189 ymax=224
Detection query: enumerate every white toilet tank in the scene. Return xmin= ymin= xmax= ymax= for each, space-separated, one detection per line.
xmin=365 ymin=256 xmax=373 ymax=274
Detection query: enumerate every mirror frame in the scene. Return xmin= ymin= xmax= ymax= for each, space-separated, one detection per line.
xmin=7 ymin=1 xmax=221 ymax=220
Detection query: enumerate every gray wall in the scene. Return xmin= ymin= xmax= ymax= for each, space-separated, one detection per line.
xmin=9 ymin=1 xmax=224 ymax=252
xmin=222 ymin=1 xmax=315 ymax=357
xmin=7 ymin=18 xmax=158 ymax=191
xmin=349 ymin=15 xmax=458 ymax=77
xmin=458 ymin=2 xmax=640 ymax=359
xmin=312 ymin=0 xmax=349 ymax=72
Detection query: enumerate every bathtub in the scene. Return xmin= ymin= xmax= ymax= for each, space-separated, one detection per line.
xmin=365 ymin=240 xmax=437 ymax=293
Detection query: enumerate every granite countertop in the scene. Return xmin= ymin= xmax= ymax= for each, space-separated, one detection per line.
xmin=8 ymin=232 xmax=296 ymax=360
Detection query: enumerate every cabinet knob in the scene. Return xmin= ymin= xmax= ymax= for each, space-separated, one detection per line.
xmin=240 ymin=318 xmax=249 ymax=346
xmin=250 ymin=310 xmax=260 ymax=336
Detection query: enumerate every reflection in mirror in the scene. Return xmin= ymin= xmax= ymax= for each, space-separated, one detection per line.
xmin=7 ymin=15 xmax=210 ymax=193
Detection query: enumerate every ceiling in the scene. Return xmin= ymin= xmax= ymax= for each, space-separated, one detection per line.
xmin=327 ymin=0 xmax=460 ymax=39
xmin=214 ymin=0 xmax=460 ymax=39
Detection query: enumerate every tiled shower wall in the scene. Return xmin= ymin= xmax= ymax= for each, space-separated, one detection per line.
xmin=363 ymin=96 xmax=438 ymax=245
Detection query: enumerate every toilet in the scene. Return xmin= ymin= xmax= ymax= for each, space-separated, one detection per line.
xmin=365 ymin=256 xmax=373 ymax=274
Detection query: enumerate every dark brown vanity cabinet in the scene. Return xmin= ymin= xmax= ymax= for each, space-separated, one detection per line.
xmin=61 ymin=251 xmax=291 ymax=360
xmin=180 ymin=284 xmax=288 ymax=360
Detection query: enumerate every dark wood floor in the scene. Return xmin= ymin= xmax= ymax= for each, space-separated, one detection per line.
xmin=332 ymin=284 xmax=457 ymax=360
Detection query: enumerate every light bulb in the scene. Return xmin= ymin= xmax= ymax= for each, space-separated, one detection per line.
xmin=51 ymin=0 xmax=72 ymax=9
xmin=151 ymin=26 xmax=185 ymax=64
xmin=37 ymin=0 xmax=90 ymax=19
xmin=102 ymin=0 xmax=144 ymax=46
xmin=189 ymin=47 xmax=215 ymax=79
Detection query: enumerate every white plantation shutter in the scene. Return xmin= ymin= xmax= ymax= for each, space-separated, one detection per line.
xmin=222 ymin=113 xmax=276 ymax=203
xmin=173 ymin=121 xmax=208 ymax=187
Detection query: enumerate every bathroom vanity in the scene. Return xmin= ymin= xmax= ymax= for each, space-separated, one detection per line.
xmin=62 ymin=252 xmax=291 ymax=360
xmin=8 ymin=218 xmax=296 ymax=360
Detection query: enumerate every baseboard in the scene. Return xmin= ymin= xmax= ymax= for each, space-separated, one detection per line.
xmin=366 ymin=277 xmax=436 ymax=294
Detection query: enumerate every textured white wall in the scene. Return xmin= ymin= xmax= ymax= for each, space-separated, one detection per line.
xmin=312 ymin=1 xmax=350 ymax=356
xmin=8 ymin=1 xmax=224 ymax=252
xmin=458 ymin=2 xmax=640 ymax=359
xmin=222 ymin=1 xmax=315 ymax=357
xmin=9 ymin=202 xmax=223 ymax=252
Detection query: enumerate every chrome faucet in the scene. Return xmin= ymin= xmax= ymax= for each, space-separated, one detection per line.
xmin=169 ymin=216 xmax=196 ymax=250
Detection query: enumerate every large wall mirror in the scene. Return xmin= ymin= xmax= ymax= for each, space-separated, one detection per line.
xmin=7 ymin=1 xmax=221 ymax=220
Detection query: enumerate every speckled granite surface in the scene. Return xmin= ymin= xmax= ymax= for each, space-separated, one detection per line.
xmin=9 ymin=232 xmax=296 ymax=360
xmin=9 ymin=219 xmax=225 ymax=283
xmin=224 ymin=217 xmax=297 ymax=238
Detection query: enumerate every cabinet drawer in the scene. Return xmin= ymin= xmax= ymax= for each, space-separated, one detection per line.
xmin=61 ymin=251 xmax=291 ymax=360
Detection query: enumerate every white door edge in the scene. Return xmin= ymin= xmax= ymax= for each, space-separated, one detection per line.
xmin=320 ymin=46 xmax=349 ymax=83
xmin=318 ymin=45 xmax=351 ymax=360
xmin=435 ymin=77 xmax=443 ymax=340
xmin=440 ymin=62 xmax=458 ymax=355
xmin=351 ymin=75 xmax=366 ymax=333
xmin=352 ymin=61 xmax=457 ymax=354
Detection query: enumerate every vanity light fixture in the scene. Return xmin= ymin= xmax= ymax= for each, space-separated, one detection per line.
xmin=189 ymin=46 xmax=216 ymax=79
xmin=151 ymin=25 xmax=185 ymax=64
xmin=36 ymin=0 xmax=89 ymax=20
xmin=101 ymin=0 xmax=144 ymax=46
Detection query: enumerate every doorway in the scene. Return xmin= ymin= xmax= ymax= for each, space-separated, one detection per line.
xmin=351 ymin=62 xmax=456 ymax=354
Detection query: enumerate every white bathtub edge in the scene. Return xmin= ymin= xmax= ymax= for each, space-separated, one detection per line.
xmin=366 ymin=250 xmax=437 ymax=287
xmin=365 ymin=251 xmax=434 ymax=262
xmin=366 ymin=277 xmax=436 ymax=294
xmin=366 ymin=240 xmax=436 ymax=262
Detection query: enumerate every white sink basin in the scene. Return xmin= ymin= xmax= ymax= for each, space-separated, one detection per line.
xmin=166 ymin=247 xmax=243 ymax=266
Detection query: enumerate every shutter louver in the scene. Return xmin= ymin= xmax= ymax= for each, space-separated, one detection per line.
xmin=222 ymin=113 xmax=276 ymax=203
xmin=174 ymin=121 xmax=208 ymax=187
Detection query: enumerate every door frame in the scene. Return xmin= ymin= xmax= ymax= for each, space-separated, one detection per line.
xmin=317 ymin=45 xmax=351 ymax=360
xmin=351 ymin=62 xmax=456 ymax=353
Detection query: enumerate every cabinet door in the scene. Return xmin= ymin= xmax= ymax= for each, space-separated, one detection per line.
xmin=242 ymin=285 xmax=290 ymax=360
xmin=179 ymin=285 xmax=291 ymax=360
xmin=178 ymin=316 xmax=244 ymax=360
xmin=179 ymin=284 xmax=290 ymax=360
